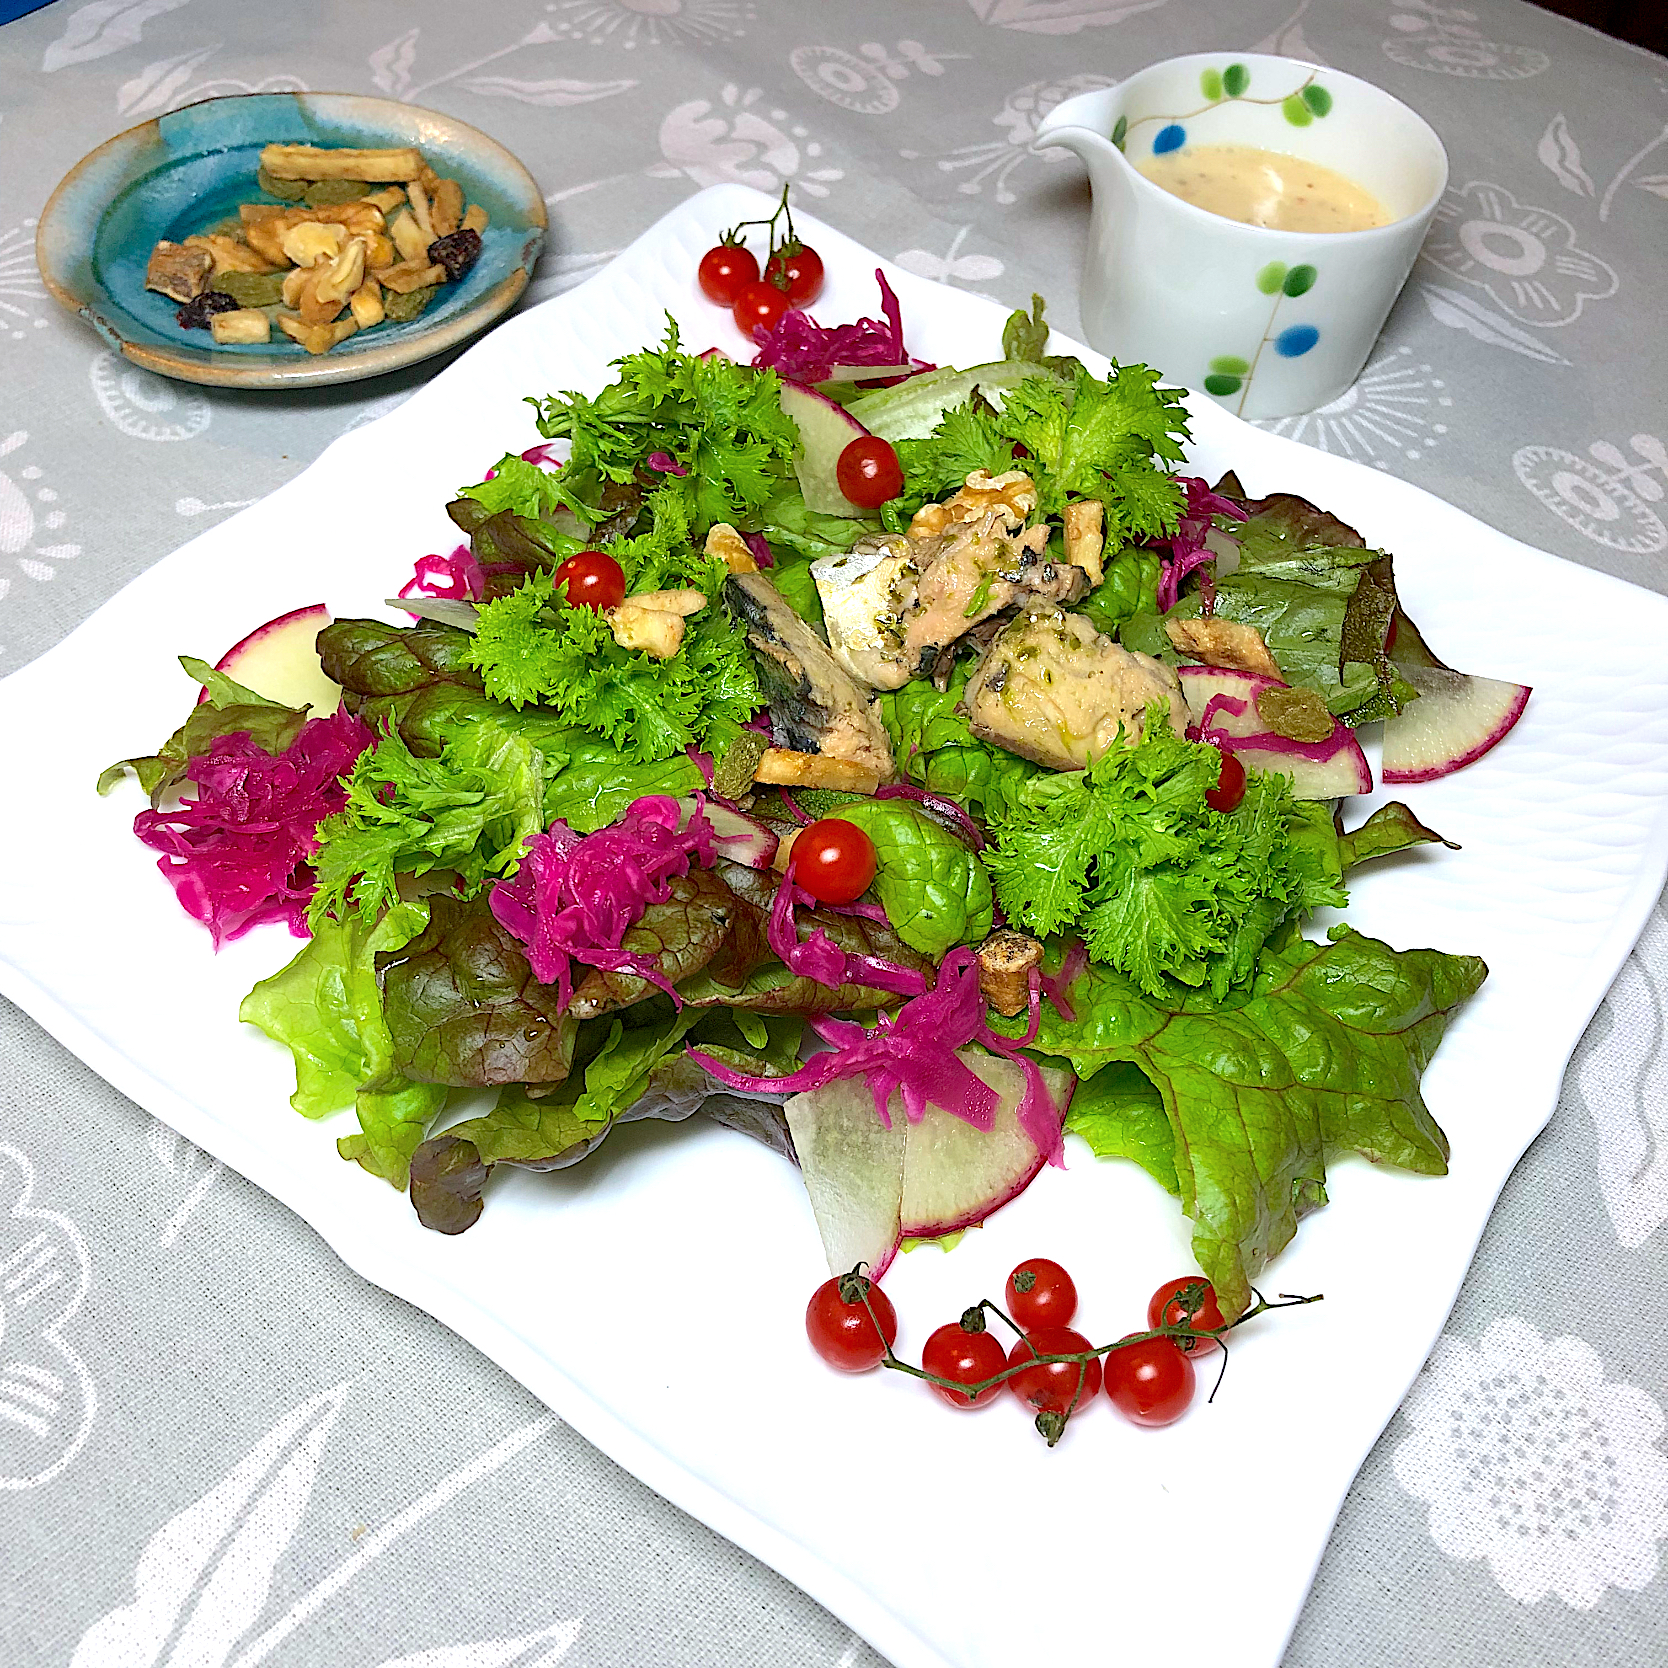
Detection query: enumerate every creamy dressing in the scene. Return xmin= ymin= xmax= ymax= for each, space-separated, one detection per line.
xmin=1135 ymin=143 xmax=1390 ymax=233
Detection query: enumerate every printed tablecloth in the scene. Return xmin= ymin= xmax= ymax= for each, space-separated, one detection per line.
xmin=3 ymin=2 xmax=1666 ymax=1664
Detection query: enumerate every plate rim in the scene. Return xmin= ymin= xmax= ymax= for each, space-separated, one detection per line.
xmin=34 ymin=88 xmax=549 ymax=390
xmin=7 ymin=182 xmax=1668 ymax=1668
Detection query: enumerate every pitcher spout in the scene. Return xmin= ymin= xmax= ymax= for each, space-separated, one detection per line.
xmin=1032 ymin=85 xmax=1124 ymax=176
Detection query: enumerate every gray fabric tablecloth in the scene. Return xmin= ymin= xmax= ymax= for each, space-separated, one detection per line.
xmin=4 ymin=2 xmax=1667 ymax=1663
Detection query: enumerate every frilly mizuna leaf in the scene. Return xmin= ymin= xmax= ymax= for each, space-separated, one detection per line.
xmin=373 ymin=1619 xmax=583 ymax=1668
xmin=69 ymin=1383 xmax=350 ymax=1668
xmin=1417 ymin=284 xmax=1571 ymax=367
xmin=42 ymin=0 xmax=191 ymax=74
xmin=1537 ymin=113 xmax=1596 ymax=197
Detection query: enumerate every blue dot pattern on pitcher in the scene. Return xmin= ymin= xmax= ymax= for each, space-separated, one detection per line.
xmin=1203 ymin=263 xmax=1321 ymax=414
xmin=1114 ymin=63 xmax=1333 ymax=153
xmin=1152 ymin=124 xmax=1187 ymax=155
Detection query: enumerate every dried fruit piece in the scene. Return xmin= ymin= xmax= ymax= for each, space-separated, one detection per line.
xmin=276 ymin=313 xmax=360 ymax=354
xmin=215 ymin=270 xmax=287 ymax=307
xmin=303 ymin=178 xmax=373 ymax=207
xmin=383 ymin=283 xmax=436 ymax=323
xmin=428 ymin=228 xmax=482 ymax=283
xmin=256 ymin=163 xmax=307 ymax=201
xmin=175 ymin=290 xmax=240 ymax=330
xmin=209 ymin=308 xmax=272 ymax=345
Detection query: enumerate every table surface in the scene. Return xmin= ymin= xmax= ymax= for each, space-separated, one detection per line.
xmin=4 ymin=1 xmax=1667 ymax=1664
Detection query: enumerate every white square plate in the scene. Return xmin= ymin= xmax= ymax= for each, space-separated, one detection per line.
xmin=5 ymin=186 xmax=1668 ymax=1668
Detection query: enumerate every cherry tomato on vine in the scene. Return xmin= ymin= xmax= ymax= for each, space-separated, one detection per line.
xmin=765 ymin=240 xmax=824 ymax=306
xmin=806 ymin=1273 xmax=897 ymax=1373
xmin=733 ymin=280 xmax=791 ymax=337
xmin=1147 ymin=1276 xmax=1227 ymax=1355
xmin=791 ymin=818 xmax=877 ymax=906
xmin=1204 ymin=748 xmax=1247 ymax=813
xmin=1006 ymin=1326 xmax=1101 ymax=1417
xmin=835 ymin=436 xmax=904 ymax=510
xmin=922 ymin=1321 xmax=1008 ymax=1409
xmin=1104 ymin=1333 xmax=1195 ymax=1426
xmin=698 ymin=241 xmax=760 ymax=306
xmin=552 ymin=549 xmax=625 ymax=613
xmin=1004 ymin=1258 xmax=1078 ymax=1332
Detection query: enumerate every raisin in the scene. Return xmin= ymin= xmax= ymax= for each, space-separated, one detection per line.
xmin=427 ymin=228 xmax=482 ymax=283
xmin=176 ymin=290 xmax=241 ymax=330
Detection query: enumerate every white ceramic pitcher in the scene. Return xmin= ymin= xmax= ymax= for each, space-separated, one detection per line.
xmin=1034 ymin=54 xmax=1447 ymax=420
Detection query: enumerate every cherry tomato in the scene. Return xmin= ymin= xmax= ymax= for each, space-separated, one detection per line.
xmin=1006 ymin=1326 xmax=1101 ymax=1417
xmin=791 ymin=818 xmax=877 ymax=906
xmin=553 ymin=549 xmax=625 ymax=613
xmin=765 ymin=240 xmax=824 ymax=306
xmin=733 ymin=280 xmax=791 ymax=337
xmin=922 ymin=1321 xmax=1008 ymax=1409
xmin=1104 ymin=1333 xmax=1196 ymax=1426
xmin=698 ymin=241 xmax=760 ymax=306
xmin=1147 ymin=1275 xmax=1227 ymax=1356
xmin=1004 ymin=1258 xmax=1078 ymax=1331
xmin=805 ymin=1273 xmax=898 ymax=1373
xmin=1204 ymin=748 xmax=1247 ymax=813
xmin=835 ymin=436 xmax=904 ymax=510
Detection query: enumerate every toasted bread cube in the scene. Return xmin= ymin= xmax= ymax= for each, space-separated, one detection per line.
xmin=704 ymin=522 xmax=757 ymax=575
xmin=363 ymin=186 xmax=407 ymax=214
xmin=628 ymin=587 xmax=707 ymax=618
xmin=607 ymin=603 xmax=686 ymax=659
xmin=753 ymin=749 xmax=880 ymax=794
xmin=145 ymin=240 xmax=214 ymax=302
xmin=209 ymin=308 xmax=272 ymax=345
xmin=1063 ymin=498 xmax=1105 ymax=587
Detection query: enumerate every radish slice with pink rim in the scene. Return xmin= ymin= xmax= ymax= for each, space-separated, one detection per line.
xmin=1382 ymin=664 xmax=1532 ymax=784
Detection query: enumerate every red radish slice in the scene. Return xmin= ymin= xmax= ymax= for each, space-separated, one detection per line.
xmin=782 ymin=1049 xmax=1071 ymax=1279
xmin=673 ymin=798 xmax=779 ymax=869
xmin=777 ymin=379 xmax=872 ymax=517
xmin=1382 ymin=664 xmax=1531 ymax=784
xmin=199 ymin=603 xmax=341 ymax=715
xmin=1176 ymin=665 xmax=1372 ymax=799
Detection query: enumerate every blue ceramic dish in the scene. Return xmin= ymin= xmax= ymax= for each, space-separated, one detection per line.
xmin=37 ymin=91 xmax=547 ymax=389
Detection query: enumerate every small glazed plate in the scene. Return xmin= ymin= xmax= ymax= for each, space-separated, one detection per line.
xmin=36 ymin=90 xmax=547 ymax=390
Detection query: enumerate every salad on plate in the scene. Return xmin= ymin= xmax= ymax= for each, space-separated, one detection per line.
xmin=98 ymin=204 xmax=1530 ymax=1437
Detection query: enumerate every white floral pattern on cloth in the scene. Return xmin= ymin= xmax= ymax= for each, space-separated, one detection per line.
xmin=115 ymin=48 xmax=306 ymax=116
xmin=1537 ymin=107 xmax=1668 ymax=226
xmin=146 ymin=1121 xmax=225 ymax=1248
xmin=1394 ymin=1318 xmax=1668 ymax=1607
xmin=0 ymin=431 xmax=81 ymax=600
xmin=960 ymin=0 xmax=1170 ymax=35
xmin=894 ymin=226 xmax=1005 ymax=287
xmin=1421 ymin=184 xmax=1618 ymax=328
xmin=789 ymin=41 xmax=963 ymax=117
xmin=1253 ymin=0 xmax=1328 ymax=63
xmin=654 ymin=84 xmax=843 ymax=198
xmin=1418 ymin=282 xmax=1571 ymax=366
xmin=70 ymin=1383 xmax=566 ymax=1666
xmin=919 ymin=73 xmax=1117 ymax=204
xmin=89 ymin=350 xmax=212 ymax=442
xmin=540 ymin=0 xmax=754 ymax=50
xmin=40 ymin=0 xmax=192 ymax=74
xmin=0 ymin=220 xmax=51 ymax=344
xmin=1380 ymin=0 xmax=1549 ymax=81
xmin=0 ymin=1144 xmax=96 ymax=1491
xmin=1575 ymin=903 xmax=1668 ymax=1248
xmin=366 ymin=21 xmax=635 ymax=107
xmin=1513 ymin=432 xmax=1667 ymax=555
xmin=1251 ymin=345 xmax=1452 ymax=469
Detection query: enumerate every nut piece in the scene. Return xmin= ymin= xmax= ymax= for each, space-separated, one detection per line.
xmin=753 ymin=748 xmax=881 ymax=794
xmin=1164 ymin=616 xmax=1283 ymax=680
xmin=363 ymin=186 xmax=407 ymax=214
xmin=260 ymin=143 xmax=425 ymax=182
xmin=209 ymin=308 xmax=272 ymax=345
xmin=607 ymin=601 xmax=686 ymax=659
xmin=145 ymin=240 xmax=214 ymax=302
xmin=628 ymin=588 xmax=707 ymax=617
xmin=909 ymin=469 xmax=1037 ymax=538
xmin=430 ymin=178 xmax=464 ymax=239
xmin=704 ymin=522 xmax=758 ymax=574
xmin=314 ymin=236 xmax=367 ymax=307
xmin=379 ymin=259 xmax=447 ymax=294
xmin=387 ymin=208 xmax=431 ymax=264
xmin=183 ymin=233 xmax=277 ymax=275
xmin=975 ymin=929 xmax=1044 ymax=1018
xmin=1063 ymin=497 xmax=1106 ymax=587
xmin=276 ymin=313 xmax=360 ymax=355
xmin=461 ymin=203 xmax=489 ymax=235
xmin=348 ymin=278 xmax=385 ymax=329
xmin=405 ymin=177 xmax=436 ymax=243
xmin=360 ymin=231 xmax=396 ymax=271
xmin=280 ymin=220 xmax=347 ymax=268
